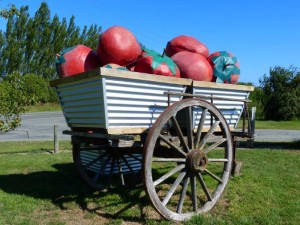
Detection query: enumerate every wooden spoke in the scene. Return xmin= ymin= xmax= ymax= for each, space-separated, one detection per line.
xmin=203 ymin=138 xmax=227 ymax=154
xmin=153 ymin=164 xmax=185 ymax=187
xmin=152 ymin=157 xmax=186 ymax=163
xmin=204 ymin=169 xmax=223 ymax=183
xmin=208 ymin=158 xmax=229 ymax=162
xmin=121 ymin=155 xmax=136 ymax=175
xmin=196 ymin=173 xmax=212 ymax=201
xmin=176 ymin=175 xmax=190 ymax=214
xmin=92 ymin=155 xmax=111 ymax=182
xmin=92 ymin=169 xmax=102 ymax=183
xmin=191 ymin=175 xmax=197 ymax=212
xmin=171 ymin=116 xmax=189 ymax=152
xmin=198 ymin=121 xmax=220 ymax=150
xmin=162 ymin=172 xmax=186 ymax=206
xmin=159 ymin=134 xmax=187 ymax=157
xmin=194 ymin=108 xmax=208 ymax=149
xmin=107 ymin=157 xmax=116 ymax=186
xmin=187 ymin=106 xmax=194 ymax=149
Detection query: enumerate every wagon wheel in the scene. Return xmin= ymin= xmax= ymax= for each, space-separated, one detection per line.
xmin=143 ymin=98 xmax=233 ymax=221
xmin=73 ymin=139 xmax=142 ymax=191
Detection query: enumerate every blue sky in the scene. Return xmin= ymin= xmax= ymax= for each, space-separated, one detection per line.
xmin=1 ymin=0 xmax=300 ymax=86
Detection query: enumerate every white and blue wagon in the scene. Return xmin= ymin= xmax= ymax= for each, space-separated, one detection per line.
xmin=50 ymin=67 xmax=254 ymax=221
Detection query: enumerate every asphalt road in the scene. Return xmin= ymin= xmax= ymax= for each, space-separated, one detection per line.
xmin=0 ymin=112 xmax=300 ymax=142
xmin=0 ymin=112 xmax=70 ymax=142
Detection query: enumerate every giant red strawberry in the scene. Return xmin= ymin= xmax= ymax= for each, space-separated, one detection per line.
xmin=171 ymin=51 xmax=213 ymax=81
xmin=134 ymin=48 xmax=180 ymax=77
xmin=56 ymin=45 xmax=100 ymax=78
xmin=166 ymin=35 xmax=209 ymax=58
xmin=96 ymin=26 xmax=142 ymax=66
xmin=208 ymin=51 xmax=240 ymax=84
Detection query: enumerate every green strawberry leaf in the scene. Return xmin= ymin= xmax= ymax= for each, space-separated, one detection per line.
xmin=143 ymin=48 xmax=177 ymax=75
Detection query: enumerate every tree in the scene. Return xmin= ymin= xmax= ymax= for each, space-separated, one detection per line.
xmin=0 ymin=4 xmax=19 ymax=18
xmin=0 ymin=2 xmax=101 ymax=132
xmin=1 ymin=6 xmax=30 ymax=75
xmin=249 ymin=86 xmax=264 ymax=119
xmin=0 ymin=2 xmax=102 ymax=80
xmin=0 ymin=72 xmax=34 ymax=132
xmin=22 ymin=74 xmax=52 ymax=104
xmin=237 ymin=82 xmax=264 ymax=119
xmin=259 ymin=66 xmax=300 ymax=121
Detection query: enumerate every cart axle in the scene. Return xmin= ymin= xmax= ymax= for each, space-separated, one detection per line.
xmin=186 ymin=150 xmax=208 ymax=172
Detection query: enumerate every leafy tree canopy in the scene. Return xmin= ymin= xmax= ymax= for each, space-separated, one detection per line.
xmin=0 ymin=2 xmax=101 ymax=132
xmin=259 ymin=66 xmax=300 ymax=121
xmin=0 ymin=72 xmax=34 ymax=132
xmin=0 ymin=2 xmax=101 ymax=80
xmin=0 ymin=4 xmax=19 ymax=18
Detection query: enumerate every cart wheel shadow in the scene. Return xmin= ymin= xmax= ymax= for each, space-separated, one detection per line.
xmin=0 ymin=162 xmax=162 ymax=223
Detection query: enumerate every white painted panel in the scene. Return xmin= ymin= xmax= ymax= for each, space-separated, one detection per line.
xmin=58 ymin=85 xmax=102 ymax=96
xmin=55 ymin=72 xmax=250 ymax=132
xmin=105 ymin=78 xmax=184 ymax=90
xmin=61 ymin=99 xmax=103 ymax=107
xmin=193 ymin=86 xmax=250 ymax=128
xmin=106 ymin=99 xmax=169 ymax=107
xmin=104 ymin=76 xmax=185 ymax=129
xmin=63 ymin=105 xmax=103 ymax=113
xmin=107 ymin=106 xmax=166 ymax=112
xmin=65 ymin=112 xmax=105 ymax=118
xmin=106 ymin=92 xmax=179 ymax=101
xmin=108 ymin=113 xmax=162 ymax=118
xmin=56 ymin=76 xmax=107 ymax=129
xmin=60 ymin=93 xmax=103 ymax=102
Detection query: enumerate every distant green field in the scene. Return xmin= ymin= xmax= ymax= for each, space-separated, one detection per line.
xmin=26 ymin=103 xmax=62 ymax=112
xmin=238 ymin=119 xmax=300 ymax=130
xmin=255 ymin=120 xmax=300 ymax=130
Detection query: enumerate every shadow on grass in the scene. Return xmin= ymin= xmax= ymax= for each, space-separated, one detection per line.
xmin=0 ymin=163 xmax=159 ymax=223
xmin=237 ymin=140 xmax=300 ymax=150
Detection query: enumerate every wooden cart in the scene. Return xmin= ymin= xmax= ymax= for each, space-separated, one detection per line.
xmin=50 ymin=68 xmax=254 ymax=221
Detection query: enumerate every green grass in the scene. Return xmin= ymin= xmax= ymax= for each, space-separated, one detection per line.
xmin=26 ymin=103 xmax=62 ymax=113
xmin=0 ymin=141 xmax=299 ymax=224
xmin=255 ymin=120 xmax=300 ymax=130
xmin=237 ymin=119 xmax=300 ymax=130
xmin=0 ymin=141 xmax=72 ymax=155
xmin=186 ymin=149 xmax=300 ymax=225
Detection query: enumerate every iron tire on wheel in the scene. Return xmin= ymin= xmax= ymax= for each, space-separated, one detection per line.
xmin=143 ymin=98 xmax=233 ymax=221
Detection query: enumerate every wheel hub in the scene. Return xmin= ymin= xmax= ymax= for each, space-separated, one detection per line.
xmin=186 ymin=150 xmax=208 ymax=172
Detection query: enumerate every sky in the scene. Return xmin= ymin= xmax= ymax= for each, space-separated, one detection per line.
xmin=1 ymin=0 xmax=300 ymax=86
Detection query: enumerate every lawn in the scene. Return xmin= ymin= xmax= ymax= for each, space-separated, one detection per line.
xmin=237 ymin=119 xmax=300 ymax=130
xmin=0 ymin=141 xmax=299 ymax=225
xmin=26 ymin=103 xmax=62 ymax=113
xmin=255 ymin=120 xmax=300 ymax=130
